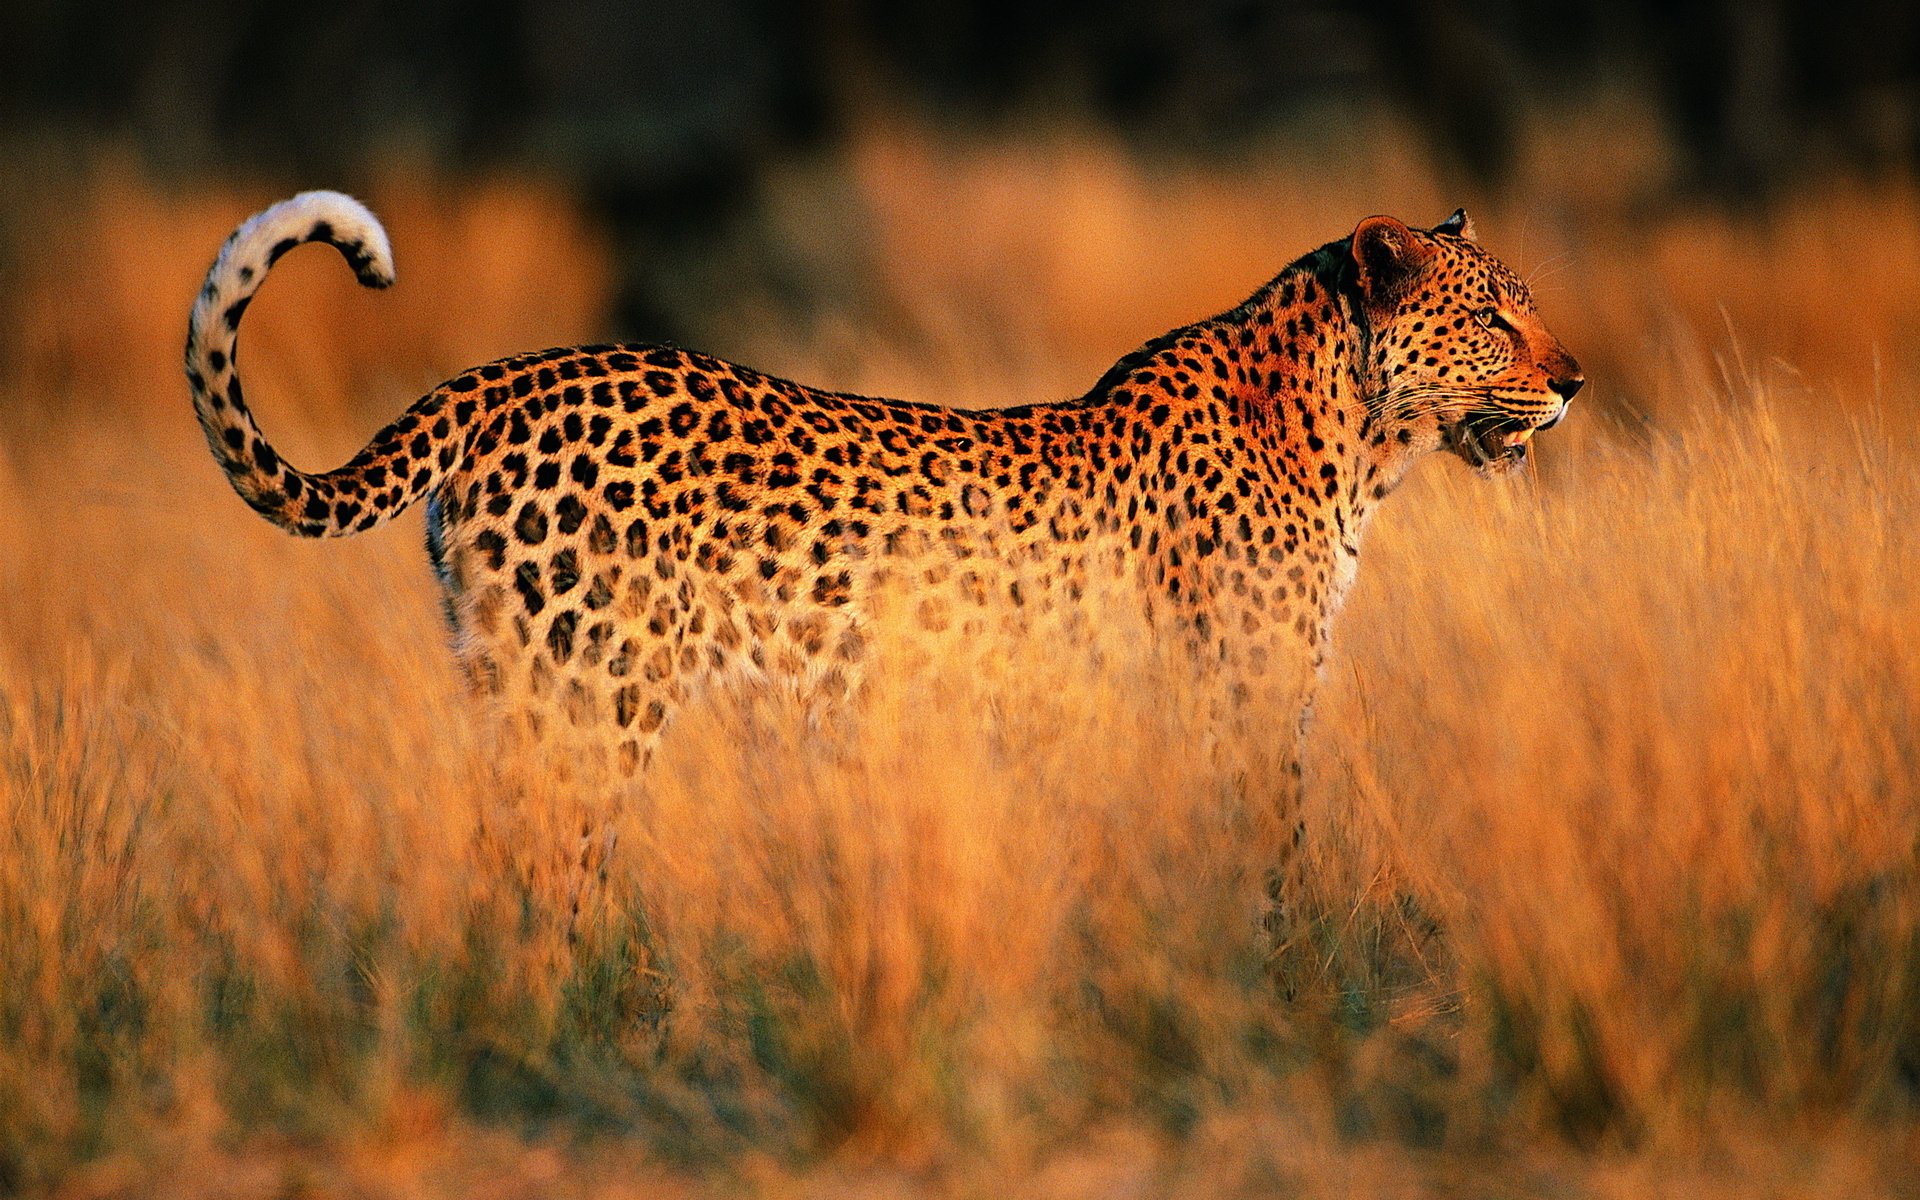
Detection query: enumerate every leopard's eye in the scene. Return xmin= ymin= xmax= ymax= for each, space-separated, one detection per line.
xmin=1475 ymin=307 xmax=1512 ymax=332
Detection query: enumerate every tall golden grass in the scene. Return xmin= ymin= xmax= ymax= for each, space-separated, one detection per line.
xmin=2 ymin=120 xmax=1918 ymax=1195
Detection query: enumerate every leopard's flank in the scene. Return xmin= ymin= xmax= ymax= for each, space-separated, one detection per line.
xmin=187 ymin=193 xmax=1581 ymax=772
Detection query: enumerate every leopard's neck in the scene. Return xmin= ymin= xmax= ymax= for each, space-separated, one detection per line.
xmin=1081 ymin=249 xmax=1425 ymax=574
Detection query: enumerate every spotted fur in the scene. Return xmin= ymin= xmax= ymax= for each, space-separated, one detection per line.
xmin=186 ymin=195 xmax=1581 ymax=772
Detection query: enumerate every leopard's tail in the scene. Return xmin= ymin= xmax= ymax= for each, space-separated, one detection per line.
xmin=186 ymin=191 xmax=473 ymax=537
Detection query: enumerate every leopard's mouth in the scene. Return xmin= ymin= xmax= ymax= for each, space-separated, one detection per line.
xmin=1449 ymin=415 xmax=1539 ymax=474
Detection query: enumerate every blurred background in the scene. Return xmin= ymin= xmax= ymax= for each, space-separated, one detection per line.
xmin=4 ymin=0 xmax=1918 ymax=428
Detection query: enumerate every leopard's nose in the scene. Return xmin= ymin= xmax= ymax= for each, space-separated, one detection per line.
xmin=1550 ymin=374 xmax=1584 ymax=403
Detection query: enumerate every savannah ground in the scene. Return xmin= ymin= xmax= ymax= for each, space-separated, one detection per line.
xmin=3 ymin=112 xmax=1920 ymax=1196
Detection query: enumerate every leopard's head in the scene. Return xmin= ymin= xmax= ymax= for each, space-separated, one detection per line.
xmin=1350 ymin=210 xmax=1583 ymax=474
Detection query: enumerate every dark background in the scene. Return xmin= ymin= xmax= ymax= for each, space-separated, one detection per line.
xmin=7 ymin=0 xmax=1917 ymax=339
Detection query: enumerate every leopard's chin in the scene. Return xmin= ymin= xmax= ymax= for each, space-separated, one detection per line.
xmin=1448 ymin=420 xmax=1534 ymax=475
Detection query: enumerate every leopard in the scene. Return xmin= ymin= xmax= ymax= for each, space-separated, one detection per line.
xmin=185 ymin=192 xmax=1581 ymax=790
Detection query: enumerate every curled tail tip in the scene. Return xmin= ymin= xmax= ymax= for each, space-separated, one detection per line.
xmin=189 ymin=190 xmax=395 ymax=360
xmin=279 ymin=189 xmax=396 ymax=288
xmin=210 ymin=190 xmax=396 ymax=304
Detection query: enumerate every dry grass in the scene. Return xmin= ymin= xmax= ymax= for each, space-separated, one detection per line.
xmin=2 ymin=118 xmax=1919 ymax=1195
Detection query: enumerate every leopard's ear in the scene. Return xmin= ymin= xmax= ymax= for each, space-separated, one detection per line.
xmin=1433 ymin=208 xmax=1477 ymax=242
xmin=1351 ymin=215 xmax=1434 ymax=299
